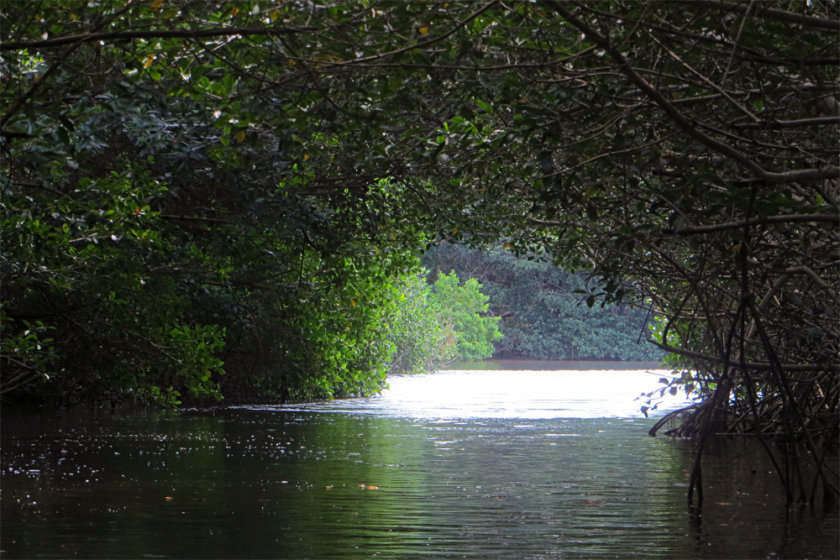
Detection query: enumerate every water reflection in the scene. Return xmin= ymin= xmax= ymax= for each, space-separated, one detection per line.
xmin=2 ymin=368 xmax=837 ymax=559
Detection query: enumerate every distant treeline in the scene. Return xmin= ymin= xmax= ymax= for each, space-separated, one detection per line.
xmin=423 ymin=245 xmax=663 ymax=362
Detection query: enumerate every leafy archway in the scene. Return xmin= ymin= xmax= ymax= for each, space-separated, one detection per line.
xmin=2 ymin=1 xmax=837 ymax=506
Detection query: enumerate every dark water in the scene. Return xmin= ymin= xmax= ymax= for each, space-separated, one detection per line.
xmin=2 ymin=368 xmax=838 ymax=559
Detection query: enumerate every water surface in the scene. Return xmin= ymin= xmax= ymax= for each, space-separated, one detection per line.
xmin=2 ymin=366 xmax=837 ymax=558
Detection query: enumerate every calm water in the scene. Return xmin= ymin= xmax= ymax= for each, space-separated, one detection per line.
xmin=2 ymin=366 xmax=838 ymax=559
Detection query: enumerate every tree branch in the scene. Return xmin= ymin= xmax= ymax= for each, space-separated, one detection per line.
xmin=544 ymin=1 xmax=840 ymax=185
xmin=662 ymin=214 xmax=840 ymax=235
xmin=734 ymin=116 xmax=840 ymax=129
xmin=678 ymin=0 xmax=840 ymax=31
xmin=0 ymin=25 xmax=316 ymax=51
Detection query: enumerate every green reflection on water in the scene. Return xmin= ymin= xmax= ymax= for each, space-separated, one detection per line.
xmin=1 ymin=409 xmax=837 ymax=559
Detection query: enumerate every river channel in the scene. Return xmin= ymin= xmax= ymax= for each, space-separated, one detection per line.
xmin=2 ymin=363 xmax=838 ymax=559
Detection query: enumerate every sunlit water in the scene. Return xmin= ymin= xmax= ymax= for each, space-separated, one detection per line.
xmin=2 ymin=366 xmax=837 ymax=559
xmin=263 ymin=368 xmax=688 ymax=419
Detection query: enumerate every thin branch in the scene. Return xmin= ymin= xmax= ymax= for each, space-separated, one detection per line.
xmin=158 ymin=214 xmax=236 ymax=225
xmin=525 ymin=216 xmax=585 ymax=229
xmin=678 ymin=0 xmax=840 ymax=31
xmin=0 ymin=25 xmax=317 ymax=51
xmin=645 ymin=31 xmax=760 ymax=123
xmin=721 ymin=0 xmax=754 ymax=85
xmin=662 ymin=214 xmax=840 ymax=235
xmin=734 ymin=116 xmax=840 ymax=129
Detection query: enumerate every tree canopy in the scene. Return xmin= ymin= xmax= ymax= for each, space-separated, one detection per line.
xmin=2 ymin=1 xmax=837 ymax=506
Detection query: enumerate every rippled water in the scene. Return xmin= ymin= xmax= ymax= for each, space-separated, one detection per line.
xmin=2 ymin=366 xmax=837 ymax=559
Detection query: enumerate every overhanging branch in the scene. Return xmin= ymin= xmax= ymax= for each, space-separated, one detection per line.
xmin=662 ymin=214 xmax=840 ymax=235
xmin=0 ymin=25 xmax=316 ymax=51
xmin=680 ymin=0 xmax=840 ymax=31
xmin=734 ymin=116 xmax=840 ymax=129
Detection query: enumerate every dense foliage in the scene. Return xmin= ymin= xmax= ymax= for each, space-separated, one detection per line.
xmin=423 ymin=244 xmax=662 ymax=361
xmin=2 ymin=1 xmax=837 ymax=505
xmin=387 ymin=268 xmax=503 ymax=369
xmin=429 ymin=270 xmax=502 ymax=362
xmin=0 ymin=3 xmax=436 ymax=406
xmin=383 ymin=272 xmax=455 ymax=376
